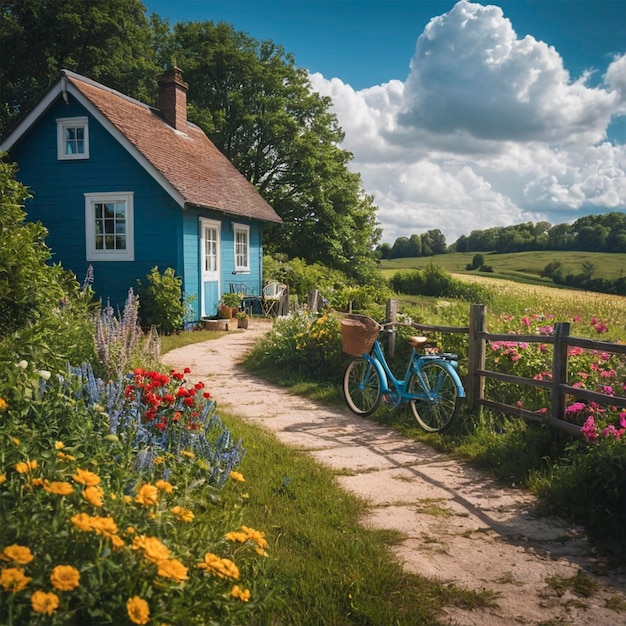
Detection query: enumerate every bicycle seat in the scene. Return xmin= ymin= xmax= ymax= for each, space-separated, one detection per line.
xmin=408 ymin=336 xmax=429 ymax=348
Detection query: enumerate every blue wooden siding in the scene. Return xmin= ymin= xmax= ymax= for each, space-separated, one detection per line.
xmin=7 ymin=93 xmax=266 ymax=322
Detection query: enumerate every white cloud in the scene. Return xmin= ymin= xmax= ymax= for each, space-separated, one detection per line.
xmin=309 ymin=0 xmax=626 ymax=244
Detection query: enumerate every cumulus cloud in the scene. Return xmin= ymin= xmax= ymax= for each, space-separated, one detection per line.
xmin=309 ymin=0 xmax=626 ymax=244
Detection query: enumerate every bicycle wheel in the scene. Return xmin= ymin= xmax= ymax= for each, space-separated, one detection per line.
xmin=409 ymin=361 xmax=461 ymax=432
xmin=343 ymin=357 xmax=381 ymax=416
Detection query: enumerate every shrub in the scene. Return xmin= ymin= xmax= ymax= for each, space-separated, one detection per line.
xmin=136 ymin=267 xmax=188 ymax=335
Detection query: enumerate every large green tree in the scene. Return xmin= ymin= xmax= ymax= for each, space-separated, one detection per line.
xmin=0 ymin=0 xmax=160 ymax=134
xmin=155 ymin=20 xmax=381 ymax=282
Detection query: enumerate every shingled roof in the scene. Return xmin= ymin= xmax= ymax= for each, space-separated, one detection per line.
xmin=2 ymin=69 xmax=282 ymax=224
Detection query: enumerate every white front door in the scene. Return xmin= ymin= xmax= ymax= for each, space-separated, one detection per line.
xmin=200 ymin=218 xmax=221 ymax=317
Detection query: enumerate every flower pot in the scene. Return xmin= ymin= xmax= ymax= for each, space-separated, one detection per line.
xmin=218 ymin=305 xmax=234 ymax=319
xmin=237 ymin=318 xmax=249 ymax=329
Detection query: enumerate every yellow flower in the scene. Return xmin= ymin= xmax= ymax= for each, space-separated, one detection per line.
xmin=0 ymin=567 xmax=32 ymax=592
xmin=14 ymin=459 xmax=38 ymax=474
xmin=71 ymin=512 xmax=95 ymax=532
xmin=1 ymin=545 xmax=34 ymax=565
xmin=126 ymin=595 xmax=150 ymax=625
xmin=83 ymin=485 xmax=104 ymax=507
xmin=110 ymin=535 xmax=125 ymax=550
xmin=197 ymin=553 xmax=239 ymax=579
xmin=11 ymin=437 xmax=20 ymax=446
xmin=90 ymin=516 xmax=118 ymax=539
xmin=156 ymin=558 xmax=189 ymax=581
xmin=242 ymin=525 xmax=268 ymax=550
xmin=135 ymin=483 xmax=158 ymax=506
xmin=50 ymin=564 xmax=80 ymax=591
xmin=72 ymin=468 xmax=100 ymax=486
xmin=56 ymin=451 xmax=76 ymax=461
xmin=0 ymin=474 xmax=5 ymax=485
xmin=155 ymin=479 xmax=174 ymax=493
xmin=229 ymin=471 xmax=245 ymax=483
xmin=171 ymin=505 xmax=194 ymax=523
xmin=132 ymin=535 xmax=170 ymax=564
xmin=31 ymin=590 xmax=60 ymax=615
xmin=0 ymin=398 xmax=7 ymax=411
xmin=230 ymin=585 xmax=251 ymax=602
xmin=54 ymin=441 xmax=64 ymax=450
xmin=180 ymin=450 xmax=195 ymax=459
xmin=225 ymin=531 xmax=248 ymax=544
xmin=43 ymin=481 xmax=74 ymax=496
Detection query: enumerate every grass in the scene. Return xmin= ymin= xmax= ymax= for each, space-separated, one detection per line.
xmin=381 ymin=250 xmax=626 ymax=285
xmin=216 ymin=411 xmax=495 ymax=625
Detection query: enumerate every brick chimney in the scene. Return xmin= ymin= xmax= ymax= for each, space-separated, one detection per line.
xmin=158 ymin=67 xmax=188 ymax=131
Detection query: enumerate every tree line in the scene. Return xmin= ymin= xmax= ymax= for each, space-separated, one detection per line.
xmin=378 ymin=212 xmax=626 ymax=259
xmin=1 ymin=0 xmax=381 ymax=284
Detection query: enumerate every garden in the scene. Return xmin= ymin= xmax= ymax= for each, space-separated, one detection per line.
xmin=2 ymin=155 xmax=626 ymax=624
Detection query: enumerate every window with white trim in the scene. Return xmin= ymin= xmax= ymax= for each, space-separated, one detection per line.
xmin=85 ymin=192 xmax=134 ymax=261
xmin=57 ymin=117 xmax=89 ymax=159
xmin=234 ymin=224 xmax=250 ymax=272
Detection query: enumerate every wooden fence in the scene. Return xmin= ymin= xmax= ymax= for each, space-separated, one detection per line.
xmin=395 ymin=302 xmax=626 ymax=437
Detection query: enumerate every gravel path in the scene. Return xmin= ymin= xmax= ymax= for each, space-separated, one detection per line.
xmin=162 ymin=319 xmax=626 ymax=625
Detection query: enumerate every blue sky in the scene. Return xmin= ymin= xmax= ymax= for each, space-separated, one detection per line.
xmin=143 ymin=0 xmax=626 ymax=244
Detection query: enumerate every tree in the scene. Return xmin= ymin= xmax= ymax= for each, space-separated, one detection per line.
xmin=0 ymin=0 xmax=160 ymax=135
xmin=158 ymin=21 xmax=381 ymax=282
xmin=421 ymin=229 xmax=447 ymax=255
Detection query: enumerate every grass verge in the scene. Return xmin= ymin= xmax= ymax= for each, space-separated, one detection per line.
xmin=220 ymin=411 xmax=496 ymax=625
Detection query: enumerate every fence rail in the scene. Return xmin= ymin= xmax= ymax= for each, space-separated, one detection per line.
xmin=399 ymin=302 xmax=626 ymax=436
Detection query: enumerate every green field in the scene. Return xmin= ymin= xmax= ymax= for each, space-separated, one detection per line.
xmin=380 ymin=250 xmax=626 ymax=286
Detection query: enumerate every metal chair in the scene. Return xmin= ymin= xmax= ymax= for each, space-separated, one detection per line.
xmin=230 ymin=282 xmax=261 ymax=315
xmin=261 ymin=281 xmax=287 ymax=316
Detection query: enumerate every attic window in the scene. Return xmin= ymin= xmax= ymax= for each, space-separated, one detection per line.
xmin=57 ymin=117 xmax=89 ymax=159
xmin=84 ymin=192 xmax=134 ymax=261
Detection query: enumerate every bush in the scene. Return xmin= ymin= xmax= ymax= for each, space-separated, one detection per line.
xmin=136 ymin=267 xmax=188 ymax=335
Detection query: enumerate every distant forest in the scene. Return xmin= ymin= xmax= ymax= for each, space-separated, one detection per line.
xmin=377 ymin=211 xmax=626 ymax=259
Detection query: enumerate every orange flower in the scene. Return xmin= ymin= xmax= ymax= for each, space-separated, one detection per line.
xmin=229 ymin=471 xmax=245 ymax=482
xmin=31 ymin=590 xmax=60 ymax=615
xmin=230 ymin=585 xmax=251 ymax=602
xmin=50 ymin=565 xmax=80 ymax=591
xmin=126 ymin=595 xmax=150 ymax=625
xmin=132 ymin=535 xmax=170 ymax=564
xmin=72 ymin=468 xmax=100 ymax=486
xmin=171 ymin=505 xmax=194 ymax=523
xmin=155 ymin=479 xmax=174 ymax=493
xmin=1 ymin=545 xmax=34 ymax=565
xmin=197 ymin=553 xmax=239 ymax=579
xmin=156 ymin=558 xmax=189 ymax=581
xmin=135 ymin=483 xmax=158 ymax=507
xmin=0 ymin=567 xmax=32 ymax=592
xmin=14 ymin=459 xmax=38 ymax=474
xmin=83 ymin=485 xmax=104 ymax=507
xmin=43 ymin=481 xmax=74 ymax=496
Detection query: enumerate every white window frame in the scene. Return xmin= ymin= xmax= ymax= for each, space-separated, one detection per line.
xmin=84 ymin=192 xmax=134 ymax=261
xmin=233 ymin=223 xmax=250 ymax=273
xmin=57 ymin=116 xmax=89 ymax=160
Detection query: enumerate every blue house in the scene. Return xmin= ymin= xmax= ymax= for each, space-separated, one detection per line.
xmin=0 ymin=68 xmax=281 ymax=319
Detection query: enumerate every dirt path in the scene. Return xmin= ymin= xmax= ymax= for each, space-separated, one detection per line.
xmin=162 ymin=319 xmax=626 ymax=625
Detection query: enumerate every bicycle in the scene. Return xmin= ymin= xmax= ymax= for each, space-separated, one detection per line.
xmin=341 ymin=315 xmax=465 ymax=432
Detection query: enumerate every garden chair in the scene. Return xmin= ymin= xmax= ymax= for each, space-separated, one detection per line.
xmin=261 ymin=281 xmax=287 ymax=316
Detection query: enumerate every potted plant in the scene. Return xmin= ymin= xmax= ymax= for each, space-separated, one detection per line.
xmin=218 ymin=292 xmax=241 ymax=319
xmin=236 ymin=310 xmax=249 ymax=329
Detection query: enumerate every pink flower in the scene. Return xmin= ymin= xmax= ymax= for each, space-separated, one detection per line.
xmin=521 ymin=316 xmax=531 ymax=327
xmin=581 ymin=416 xmax=598 ymax=442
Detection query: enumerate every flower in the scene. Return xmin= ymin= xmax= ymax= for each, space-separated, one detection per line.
xmin=54 ymin=441 xmax=65 ymax=450
xmin=126 ymin=595 xmax=150 ymax=625
xmin=171 ymin=506 xmax=194 ymax=523
xmin=50 ymin=564 xmax=80 ymax=591
xmin=156 ymin=558 xmax=189 ymax=581
xmin=155 ymin=479 xmax=174 ymax=493
xmin=0 ymin=567 xmax=32 ymax=592
xmin=1 ymin=545 xmax=34 ymax=565
xmin=0 ymin=474 xmax=6 ymax=485
xmin=31 ymin=590 xmax=60 ymax=615
xmin=83 ymin=485 xmax=104 ymax=507
xmin=230 ymin=585 xmax=251 ymax=602
xmin=43 ymin=481 xmax=74 ymax=496
xmin=15 ymin=459 xmax=38 ymax=474
xmin=135 ymin=483 xmax=158 ymax=506
xmin=0 ymin=398 xmax=7 ymax=411
xmin=230 ymin=471 xmax=245 ymax=482
xmin=132 ymin=535 xmax=170 ymax=564
xmin=197 ymin=553 xmax=240 ymax=579
xmin=72 ymin=468 xmax=100 ymax=486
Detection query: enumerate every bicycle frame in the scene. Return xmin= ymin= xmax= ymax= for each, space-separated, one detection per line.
xmin=360 ymin=339 xmax=465 ymax=407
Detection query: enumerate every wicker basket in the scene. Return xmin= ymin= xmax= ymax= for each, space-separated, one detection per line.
xmin=340 ymin=315 xmax=381 ymax=356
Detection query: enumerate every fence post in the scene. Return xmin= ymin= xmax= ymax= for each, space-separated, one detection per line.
xmin=467 ymin=304 xmax=486 ymax=410
xmin=307 ymin=289 xmax=319 ymax=312
xmin=386 ymin=299 xmax=398 ymax=359
xmin=551 ymin=322 xmax=570 ymax=422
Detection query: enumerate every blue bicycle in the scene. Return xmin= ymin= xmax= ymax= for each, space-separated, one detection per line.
xmin=341 ymin=315 xmax=465 ymax=432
